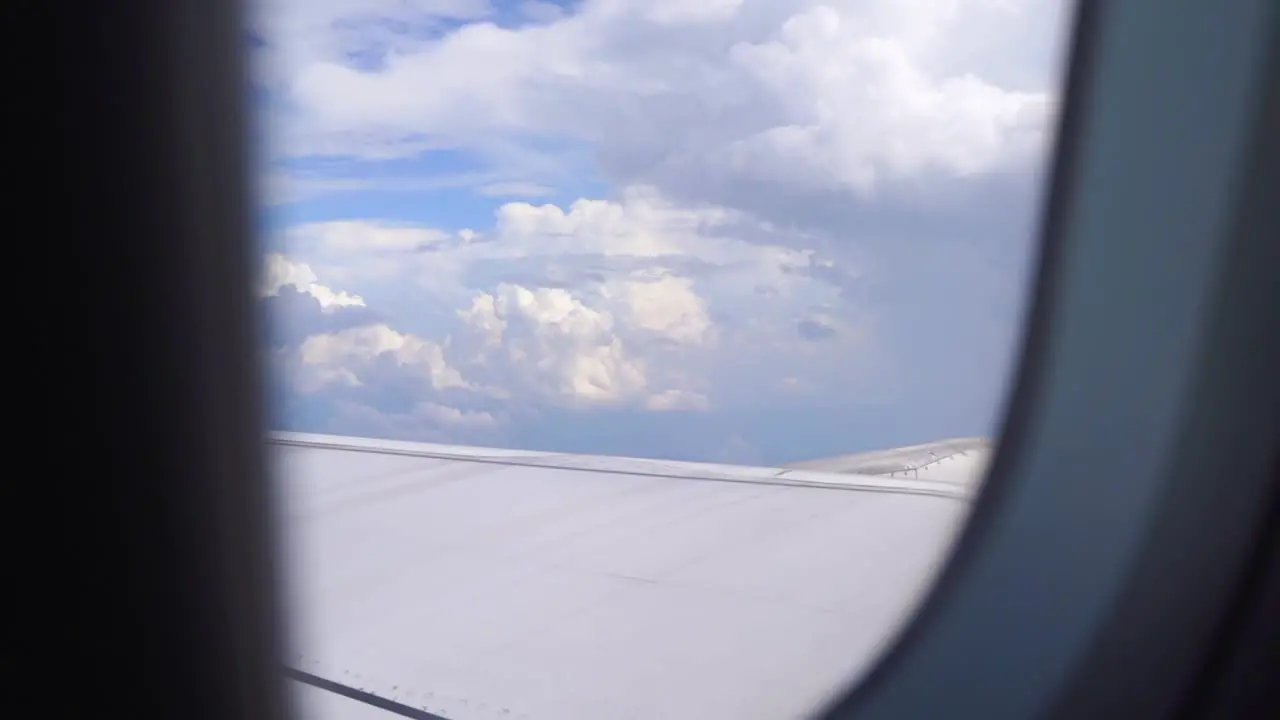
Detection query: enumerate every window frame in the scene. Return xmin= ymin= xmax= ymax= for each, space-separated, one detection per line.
xmin=822 ymin=1 xmax=1280 ymax=717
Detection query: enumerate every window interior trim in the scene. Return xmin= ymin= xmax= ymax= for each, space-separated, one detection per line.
xmin=822 ymin=1 xmax=1280 ymax=718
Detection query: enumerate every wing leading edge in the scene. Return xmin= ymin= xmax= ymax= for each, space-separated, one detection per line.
xmin=275 ymin=432 xmax=984 ymax=720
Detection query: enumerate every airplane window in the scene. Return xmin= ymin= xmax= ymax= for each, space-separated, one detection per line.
xmin=250 ymin=1 xmax=1078 ymax=718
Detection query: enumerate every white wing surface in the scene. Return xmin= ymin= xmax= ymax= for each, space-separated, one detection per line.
xmin=274 ymin=432 xmax=985 ymax=720
xmin=784 ymin=437 xmax=993 ymax=484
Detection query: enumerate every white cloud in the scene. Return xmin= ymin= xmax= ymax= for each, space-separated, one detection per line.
xmin=459 ymin=284 xmax=649 ymax=405
xmin=490 ymin=186 xmax=742 ymax=258
xmin=267 ymin=186 xmax=863 ymax=414
xmin=413 ymin=402 xmax=500 ymax=429
xmin=477 ymin=181 xmax=556 ymax=197
xmin=276 ymin=187 xmax=811 ymax=306
xmin=608 ymin=275 xmax=714 ymax=345
xmin=269 ymin=262 xmax=725 ymax=414
xmin=256 ymin=0 xmax=1067 ymax=458
xmin=293 ymin=323 xmax=467 ymax=393
xmin=645 ymin=389 xmax=711 ymax=411
xmin=719 ymin=5 xmax=1050 ymax=194
xmin=251 ymin=0 xmax=494 ymax=84
xmin=267 ymin=0 xmax=1062 ymax=207
xmin=288 ymin=220 xmax=451 ymax=255
xmin=322 ymin=399 xmax=501 ymax=444
xmin=262 ymin=253 xmax=366 ymax=310
xmin=640 ymin=0 xmax=746 ymax=25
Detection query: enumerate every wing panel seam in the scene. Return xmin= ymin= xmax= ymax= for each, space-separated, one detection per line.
xmin=270 ymin=436 xmax=972 ymax=500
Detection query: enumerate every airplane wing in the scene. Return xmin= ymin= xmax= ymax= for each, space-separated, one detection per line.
xmin=274 ymin=432 xmax=989 ymax=720
xmin=783 ymin=437 xmax=992 ymax=482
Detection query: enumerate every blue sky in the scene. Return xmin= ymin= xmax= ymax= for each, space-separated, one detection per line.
xmin=253 ymin=0 xmax=1073 ymax=464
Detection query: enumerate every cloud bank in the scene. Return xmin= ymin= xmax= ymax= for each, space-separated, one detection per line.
xmin=255 ymin=0 xmax=1072 ymax=463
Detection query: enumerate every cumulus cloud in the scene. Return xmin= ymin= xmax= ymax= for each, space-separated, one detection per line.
xmin=262 ymin=253 xmax=366 ymax=309
xmin=262 ymin=285 xmax=381 ymax=347
xmin=276 ymin=188 xmax=828 ymax=319
xmin=490 ymin=187 xmax=744 ymax=259
xmin=262 ymin=173 xmax=878 ymax=436
xmin=281 ymin=187 xmax=734 ymax=270
xmin=265 ymin=0 xmax=1063 ymax=211
xmin=717 ymin=7 xmax=1049 ymax=192
xmin=264 ymin=236 xmax=743 ymax=436
xmin=610 ymin=275 xmax=713 ymax=345
xmin=291 ymin=323 xmax=468 ymax=393
xmin=256 ymin=0 xmax=1069 ymax=461
xmin=457 ymin=283 xmax=649 ymax=406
